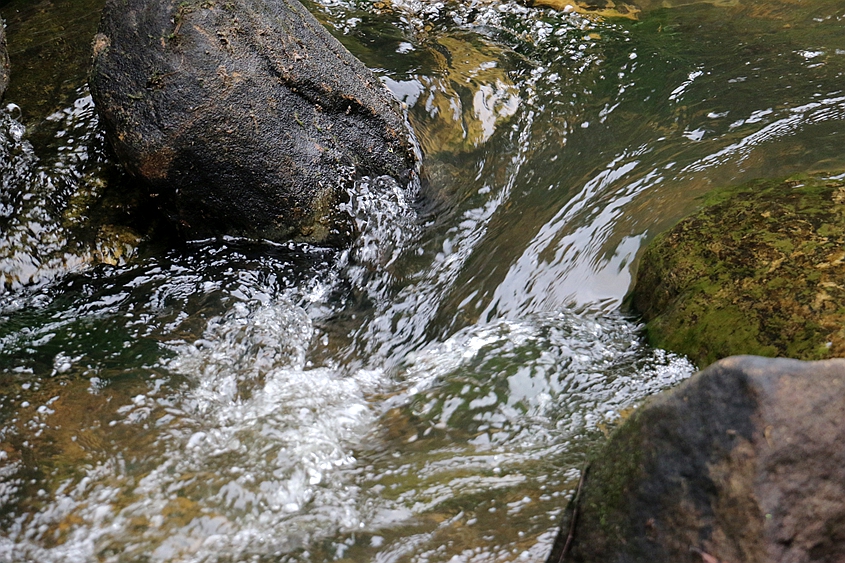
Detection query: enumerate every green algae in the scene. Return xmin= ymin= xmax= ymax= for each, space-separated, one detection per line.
xmin=630 ymin=173 xmax=845 ymax=368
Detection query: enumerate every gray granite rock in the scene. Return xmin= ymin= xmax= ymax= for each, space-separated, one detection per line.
xmin=548 ymin=355 xmax=845 ymax=563
xmin=90 ymin=0 xmax=418 ymax=244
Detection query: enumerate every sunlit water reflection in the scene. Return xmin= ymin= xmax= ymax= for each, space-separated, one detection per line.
xmin=2 ymin=0 xmax=845 ymax=560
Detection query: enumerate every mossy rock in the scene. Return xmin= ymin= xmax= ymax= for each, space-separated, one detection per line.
xmin=629 ymin=174 xmax=845 ymax=368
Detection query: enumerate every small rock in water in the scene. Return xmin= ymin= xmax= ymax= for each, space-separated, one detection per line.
xmin=89 ymin=0 xmax=419 ymax=245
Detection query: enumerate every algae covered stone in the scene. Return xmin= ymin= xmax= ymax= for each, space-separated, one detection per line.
xmin=629 ymin=174 xmax=845 ymax=368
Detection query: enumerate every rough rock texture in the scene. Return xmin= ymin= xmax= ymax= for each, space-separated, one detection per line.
xmin=0 ymin=20 xmax=9 ymax=100
xmin=547 ymin=355 xmax=845 ymax=563
xmin=629 ymin=174 xmax=845 ymax=368
xmin=89 ymin=0 xmax=418 ymax=244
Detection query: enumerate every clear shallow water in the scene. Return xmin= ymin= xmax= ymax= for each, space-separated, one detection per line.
xmin=1 ymin=0 xmax=845 ymax=561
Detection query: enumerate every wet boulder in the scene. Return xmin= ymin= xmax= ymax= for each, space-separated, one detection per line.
xmin=547 ymin=355 xmax=845 ymax=563
xmin=629 ymin=174 xmax=845 ymax=368
xmin=1 ymin=20 xmax=8 ymax=100
xmin=89 ymin=0 xmax=418 ymax=244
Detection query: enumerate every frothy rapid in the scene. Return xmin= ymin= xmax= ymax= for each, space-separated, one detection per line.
xmin=2 ymin=0 xmax=845 ymax=560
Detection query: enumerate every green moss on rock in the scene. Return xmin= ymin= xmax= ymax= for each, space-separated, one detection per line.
xmin=630 ymin=174 xmax=845 ymax=368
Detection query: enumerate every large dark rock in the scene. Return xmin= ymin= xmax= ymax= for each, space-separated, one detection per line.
xmin=1 ymin=20 xmax=9 ymax=100
xmin=89 ymin=0 xmax=418 ymax=244
xmin=547 ymin=355 xmax=845 ymax=563
xmin=629 ymin=174 xmax=845 ymax=369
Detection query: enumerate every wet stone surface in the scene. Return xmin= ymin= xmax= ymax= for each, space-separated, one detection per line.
xmin=89 ymin=0 xmax=419 ymax=245
xmin=547 ymin=355 xmax=845 ymax=563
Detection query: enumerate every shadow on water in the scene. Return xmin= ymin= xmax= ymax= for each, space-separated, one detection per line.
xmin=0 ymin=0 xmax=844 ymax=560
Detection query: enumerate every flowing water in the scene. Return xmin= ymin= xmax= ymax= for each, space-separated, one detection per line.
xmin=1 ymin=0 xmax=845 ymax=561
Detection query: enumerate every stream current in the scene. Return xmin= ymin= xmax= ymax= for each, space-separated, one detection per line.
xmin=1 ymin=0 xmax=845 ymax=561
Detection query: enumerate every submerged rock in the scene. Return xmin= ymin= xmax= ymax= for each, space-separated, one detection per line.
xmin=629 ymin=174 xmax=845 ymax=368
xmin=547 ymin=355 xmax=845 ymax=563
xmin=89 ymin=0 xmax=418 ymax=244
xmin=1 ymin=0 xmax=105 ymax=134
xmin=1 ymin=20 xmax=8 ymax=100
xmin=525 ymin=0 xmax=640 ymax=20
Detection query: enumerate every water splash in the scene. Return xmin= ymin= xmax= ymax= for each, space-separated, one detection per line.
xmin=0 ymin=92 xmax=139 ymax=297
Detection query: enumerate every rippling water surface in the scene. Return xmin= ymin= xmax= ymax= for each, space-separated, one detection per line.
xmin=1 ymin=0 xmax=844 ymax=560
